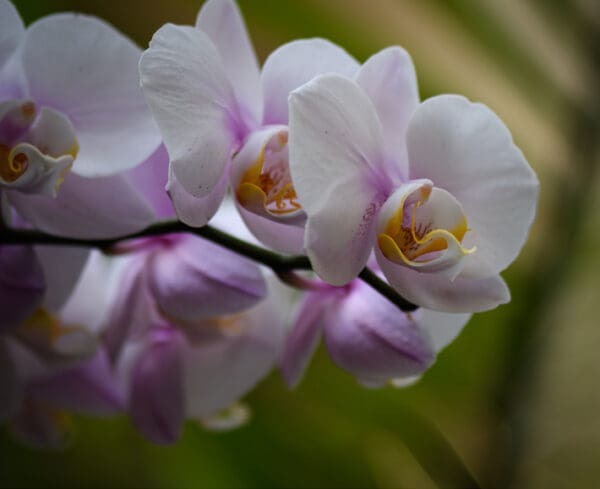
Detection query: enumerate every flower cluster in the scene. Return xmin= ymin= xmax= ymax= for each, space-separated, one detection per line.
xmin=0 ymin=0 xmax=538 ymax=447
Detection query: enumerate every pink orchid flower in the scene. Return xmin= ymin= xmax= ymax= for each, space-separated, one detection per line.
xmin=0 ymin=0 xmax=161 ymax=238
xmin=288 ymin=48 xmax=539 ymax=312
xmin=139 ymin=0 xmax=358 ymax=253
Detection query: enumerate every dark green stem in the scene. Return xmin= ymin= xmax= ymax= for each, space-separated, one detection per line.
xmin=0 ymin=221 xmax=417 ymax=312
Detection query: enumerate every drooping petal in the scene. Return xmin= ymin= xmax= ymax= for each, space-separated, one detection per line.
xmin=355 ymin=46 xmax=419 ymax=180
xmin=140 ymin=23 xmax=238 ymax=198
xmin=129 ymin=328 xmax=185 ymax=445
xmin=21 ymin=14 xmax=160 ymax=176
xmin=125 ymin=144 xmax=174 ymax=220
xmin=0 ymin=246 xmax=45 ymax=333
xmin=183 ymin=282 xmax=285 ymax=418
xmin=196 ymin=0 xmax=262 ymax=127
xmin=289 ymin=74 xmax=391 ymax=285
xmin=322 ymin=280 xmax=435 ymax=385
xmin=406 ymin=95 xmax=539 ymax=278
xmin=28 ymin=348 xmax=124 ymax=415
xmin=376 ymin=244 xmax=510 ymax=312
xmin=280 ymin=292 xmax=329 ymax=388
xmin=166 ymin=162 xmax=229 ymax=227
xmin=0 ymin=0 xmax=24 ymax=71
xmin=103 ymin=254 xmax=155 ymax=361
xmin=148 ymin=234 xmax=266 ymax=324
xmin=261 ymin=38 xmax=359 ymax=124
xmin=8 ymin=171 xmax=155 ymax=239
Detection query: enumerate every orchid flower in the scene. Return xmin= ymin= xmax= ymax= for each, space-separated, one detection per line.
xmin=0 ymin=0 xmax=161 ymax=238
xmin=281 ymin=269 xmax=471 ymax=388
xmin=288 ymin=48 xmax=539 ymax=312
xmin=1 ymin=249 xmax=124 ymax=430
xmin=116 ymin=277 xmax=288 ymax=444
xmin=139 ymin=0 xmax=359 ymax=253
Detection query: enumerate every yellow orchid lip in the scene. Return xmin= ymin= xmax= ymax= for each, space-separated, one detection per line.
xmin=0 ymin=145 xmax=28 ymax=182
xmin=236 ymin=132 xmax=301 ymax=217
xmin=378 ymin=184 xmax=475 ymax=270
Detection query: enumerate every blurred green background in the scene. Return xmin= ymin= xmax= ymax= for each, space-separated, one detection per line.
xmin=2 ymin=1 xmax=599 ymax=487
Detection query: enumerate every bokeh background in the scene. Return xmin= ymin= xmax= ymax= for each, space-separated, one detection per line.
xmin=2 ymin=1 xmax=599 ymax=487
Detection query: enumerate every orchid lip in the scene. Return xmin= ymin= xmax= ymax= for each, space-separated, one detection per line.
xmin=377 ymin=182 xmax=476 ymax=275
xmin=236 ymin=130 xmax=303 ymax=220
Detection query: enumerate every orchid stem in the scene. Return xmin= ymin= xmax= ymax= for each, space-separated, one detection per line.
xmin=0 ymin=221 xmax=418 ymax=312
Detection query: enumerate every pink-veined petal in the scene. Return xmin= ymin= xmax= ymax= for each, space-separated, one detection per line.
xmin=406 ymin=95 xmax=539 ymax=278
xmin=289 ymin=74 xmax=391 ymax=285
xmin=262 ymin=38 xmax=359 ymax=125
xmin=140 ymin=23 xmax=238 ymax=198
xmin=8 ymin=171 xmax=155 ymax=239
xmin=166 ymin=162 xmax=228 ymax=227
xmin=21 ymin=14 xmax=160 ymax=176
xmin=355 ymin=47 xmax=419 ymax=180
xmin=148 ymin=234 xmax=267 ymax=323
xmin=376 ymin=244 xmax=510 ymax=312
xmin=196 ymin=0 xmax=262 ymax=127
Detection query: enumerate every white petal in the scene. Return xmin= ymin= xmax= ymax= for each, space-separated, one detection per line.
xmin=196 ymin=0 xmax=262 ymax=127
xmin=0 ymin=0 xmax=23 ymax=71
xmin=8 ymin=171 xmax=155 ymax=239
xmin=166 ymin=163 xmax=229 ymax=227
xmin=355 ymin=47 xmax=419 ymax=180
xmin=140 ymin=23 xmax=240 ymax=198
xmin=376 ymin=245 xmax=510 ymax=313
xmin=420 ymin=310 xmax=471 ymax=352
xmin=261 ymin=38 xmax=359 ymax=124
xmin=288 ymin=74 xmax=390 ymax=285
xmin=22 ymin=14 xmax=160 ymax=176
xmin=407 ymin=95 xmax=539 ymax=278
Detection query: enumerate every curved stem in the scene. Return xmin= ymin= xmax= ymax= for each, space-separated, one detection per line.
xmin=0 ymin=221 xmax=418 ymax=312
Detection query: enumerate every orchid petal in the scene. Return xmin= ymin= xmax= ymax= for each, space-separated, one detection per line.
xmin=196 ymin=0 xmax=262 ymax=127
xmin=0 ymin=246 xmax=45 ymax=333
xmin=0 ymin=0 xmax=23 ymax=71
xmin=22 ymin=14 xmax=160 ymax=176
xmin=29 ymin=349 xmax=124 ymax=415
xmin=406 ymin=95 xmax=539 ymax=278
xmin=130 ymin=329 xmax=185 ymax=445
xmin=166 ymin=162 xmax=229 ymax=227
xmin=355 ymin=47 xmax=419 ymax=180
xmin=289 ymin=74 xmax=390 ymax=285
xmin=183 ymin=283 xmax=284 ymax=418
xmin=125 ymin=144 xmax=174 ymax=220
xmin=420 ymin=310 xmax=471 ymax=352
xmin=8 ymin=171 xmax=155 ymax=239
xmin=280 ymin=293 xmax=328 ymax=388
xmin=148 ymin=234 xmax=267 ymax=323
xmin=322 ymin=281 xmax=435 ymax=384
xmin=376 ymin=244 xmax=510 ymax=312
xmin=140 ymin=23 xmax=237 ymax=198
xmin=262 ymin=38 xmax=359 ymax=124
